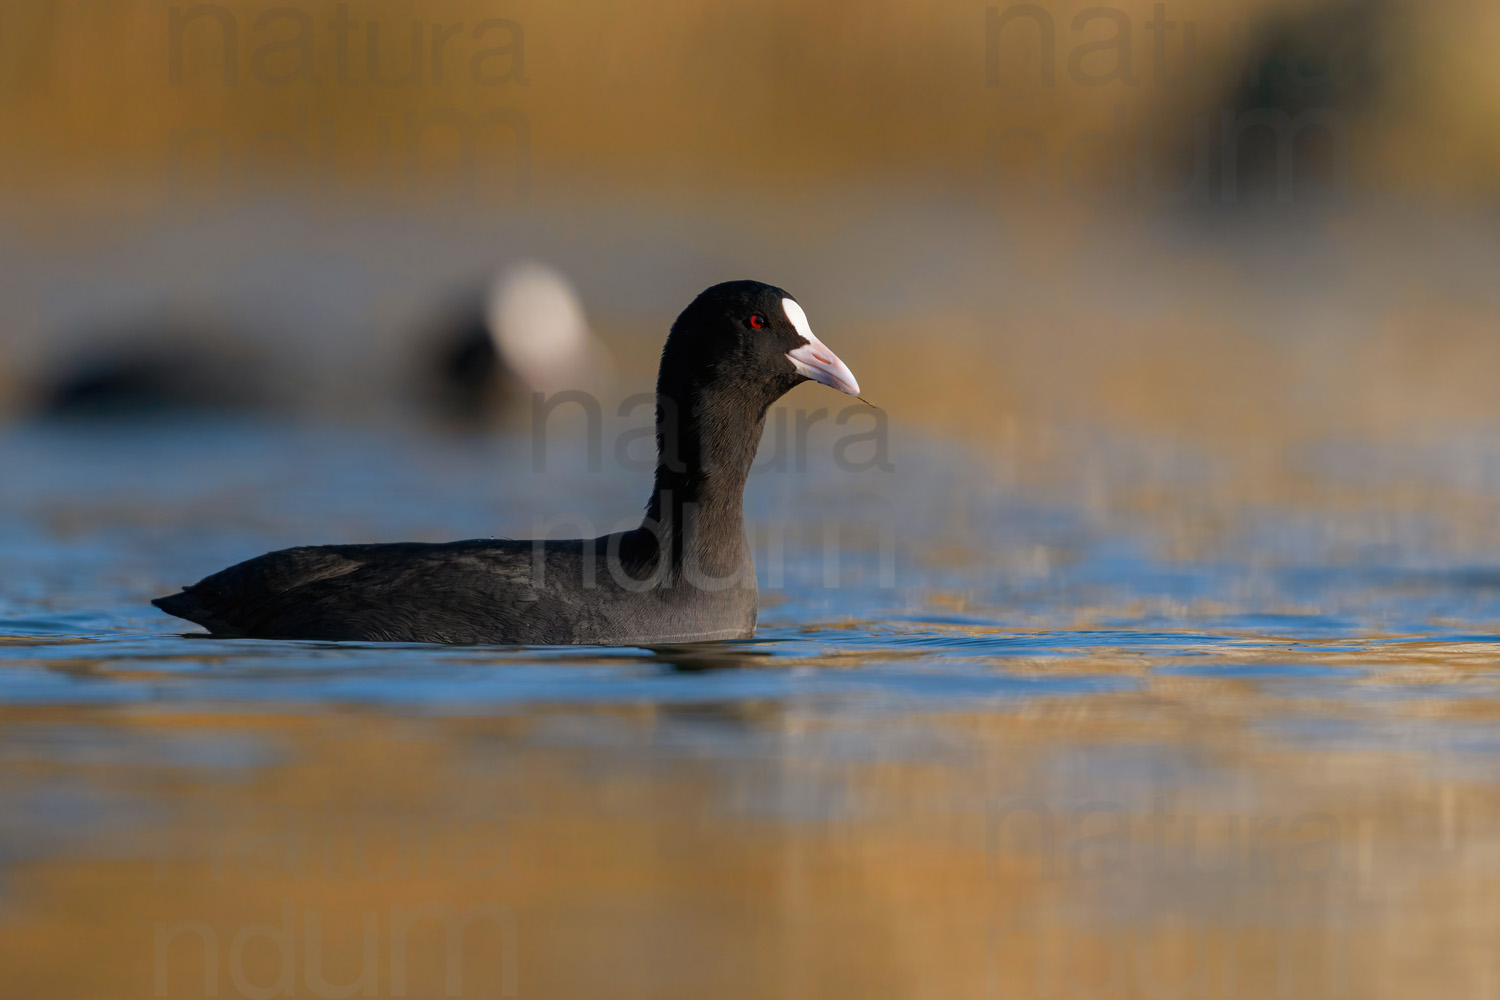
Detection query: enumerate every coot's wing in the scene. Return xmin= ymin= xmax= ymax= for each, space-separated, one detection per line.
xmin=152 ymin=540 xmax=556 ymax=642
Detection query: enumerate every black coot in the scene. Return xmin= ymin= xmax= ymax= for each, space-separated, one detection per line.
xmin=153 ymin=280 xmax=861 ymax=645
xmin=37 ymin=330 xmax=268 ymax=419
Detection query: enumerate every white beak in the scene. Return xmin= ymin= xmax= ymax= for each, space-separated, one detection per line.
xmin=785 ymin=339 xmax=860 ymax=396
xmin=781 ymin=297 xmax=860 ymax=396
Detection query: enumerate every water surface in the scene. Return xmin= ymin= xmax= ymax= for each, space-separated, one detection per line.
xmin=4 ymin=420 xmax=1500 ymax=998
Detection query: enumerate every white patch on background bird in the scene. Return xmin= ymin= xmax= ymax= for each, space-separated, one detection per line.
xmin=486 ymin=262 xmax=596 ymax=392
xmin=781 ymin=298 xmax=814 ymax=344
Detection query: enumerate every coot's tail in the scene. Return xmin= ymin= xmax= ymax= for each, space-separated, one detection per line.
xmin=152 ymin=589 xmax=242 ymax=636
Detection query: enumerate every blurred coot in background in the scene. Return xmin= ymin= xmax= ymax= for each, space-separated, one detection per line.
xmin=33 ymin=323 xmax=270 ymax=420
xmin=1215 ymin=0 xmax=1391 ymax=205
xmin=422 ymin=261 xmax=608 ymax=426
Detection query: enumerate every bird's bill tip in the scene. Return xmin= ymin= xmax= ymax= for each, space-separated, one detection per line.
xmin=785 ymin=340 xmax=860 ymax=396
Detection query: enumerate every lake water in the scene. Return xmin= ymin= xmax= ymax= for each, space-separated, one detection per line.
xmin=4 ymin=416 xmax=1500 ymax=998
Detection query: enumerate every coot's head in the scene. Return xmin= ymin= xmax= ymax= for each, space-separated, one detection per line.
xmin=662 ymin=280 xmax=859 ymax=401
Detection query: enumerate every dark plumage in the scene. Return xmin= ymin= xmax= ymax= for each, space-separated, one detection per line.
xmin=37 ymin=331 xmax=268 ymax=419
xmin=153 ymin=280 xmax=861 ymax=645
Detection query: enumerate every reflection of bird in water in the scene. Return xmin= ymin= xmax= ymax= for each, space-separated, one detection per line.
xmin=426 ymin=262 xmax=608 ymax=426
xmin=33 ymin=326 xmax=268 ymax=420
xmin=646 ymin=642 xmax=777 ymax=673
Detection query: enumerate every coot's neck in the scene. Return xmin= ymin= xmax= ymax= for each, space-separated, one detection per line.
xmin=642 ymin=372 xmax=771 ymax=581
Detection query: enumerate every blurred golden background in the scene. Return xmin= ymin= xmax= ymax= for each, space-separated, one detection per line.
xmin=0 ymin=0 xmax=1495 ymax=201
xmin=0 ymin=0 xmax=1496 ymax=460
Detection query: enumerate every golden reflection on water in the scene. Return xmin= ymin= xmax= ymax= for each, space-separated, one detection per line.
xmin=3 ymin=642 xmax=1499 ymax=999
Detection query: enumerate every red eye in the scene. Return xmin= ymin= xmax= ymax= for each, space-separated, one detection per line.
xmin=749 ymin=314 xmax=765 ymax=329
